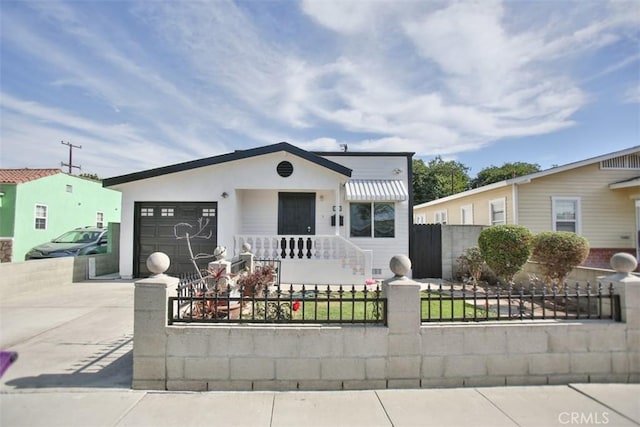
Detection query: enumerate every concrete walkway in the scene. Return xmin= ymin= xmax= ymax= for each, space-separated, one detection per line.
xmin=1 ymin=280 xmax=638 ymax=427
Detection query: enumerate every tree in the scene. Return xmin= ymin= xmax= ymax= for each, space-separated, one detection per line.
xmin=471 ymin=162 xmax=541 ymax=188
xmin=413 ymin=156 xmax=470 ymax=203
xmin=412 ymin=159 xmax=437 ymax=204
xmin=530 ymin=232 xmax=590 ymax=288
xmin=478 ymin=225 xmax=532 ymax=283
xmin=79 ymin=173 xmax=101 ymax=182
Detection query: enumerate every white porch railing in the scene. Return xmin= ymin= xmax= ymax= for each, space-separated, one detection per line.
xmin=233 ymin=235 xmax=373 ymax=285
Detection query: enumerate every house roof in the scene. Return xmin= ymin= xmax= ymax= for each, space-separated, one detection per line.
xmin=414 ymin=145 xmax=640 ymax=209
xmin=103 ymin=142 xmax=353 ymax=187
xmin=0 ymin=168 xmax=62 ymax=184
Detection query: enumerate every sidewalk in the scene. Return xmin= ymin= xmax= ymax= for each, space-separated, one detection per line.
xmin=1 ymin=280 xmax=638 ymax=427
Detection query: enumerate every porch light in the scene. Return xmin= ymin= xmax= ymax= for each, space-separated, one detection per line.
xmin=221 ymin=192 xmax=229 ymax=198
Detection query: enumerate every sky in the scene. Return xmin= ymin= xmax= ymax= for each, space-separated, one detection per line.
xmin=1 ymin=0 xmax=639 ymax=179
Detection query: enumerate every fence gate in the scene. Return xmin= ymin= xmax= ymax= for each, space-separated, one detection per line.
xmin=410 ymin=224 xmax=442 ymax=279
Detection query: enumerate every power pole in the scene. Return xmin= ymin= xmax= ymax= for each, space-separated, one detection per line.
xmin=61 ymin=141 xmax=82 ymax=174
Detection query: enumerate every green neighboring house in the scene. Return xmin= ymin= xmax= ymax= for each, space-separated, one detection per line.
xmin=0 ymin=169 xmax=121 ymax=262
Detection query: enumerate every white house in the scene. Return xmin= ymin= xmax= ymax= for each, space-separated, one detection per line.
xmin=103 ymin=142 xmax=413 ymax=284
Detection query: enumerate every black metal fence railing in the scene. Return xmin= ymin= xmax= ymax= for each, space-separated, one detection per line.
xmin=170 ymin=259 xmax=385 ymax=325
xmin=421 ymin=282 xmax=621 ymax=323
xmin=169 ymin=283 xmax=386 ymax=325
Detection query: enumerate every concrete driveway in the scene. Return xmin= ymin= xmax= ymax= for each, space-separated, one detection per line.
xmin=0 ymin=279 xmax=134 ymax=389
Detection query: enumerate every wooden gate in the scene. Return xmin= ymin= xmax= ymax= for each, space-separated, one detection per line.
xmin=410 ymin=224 xmax=442 ymax=279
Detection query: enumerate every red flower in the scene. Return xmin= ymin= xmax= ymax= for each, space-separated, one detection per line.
xmin=292 ymin=300 xmax=301 ymax=312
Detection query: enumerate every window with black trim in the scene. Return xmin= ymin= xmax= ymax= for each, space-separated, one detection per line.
xmin=96 ymin=211 xmax=104 ymax=228
xmin=140 ymin=207 xmax=154 ymax=217
xmin=202 ymin=208 xmax=216 ymax=217
xmin=161 ymin=208 xmax=175 ymax=217
xmin=349 ymin=202 xmax=395 ymax=238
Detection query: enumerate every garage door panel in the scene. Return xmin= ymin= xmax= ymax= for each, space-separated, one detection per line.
xmin=139 ymin=225 xmax=158 ymax=238
xmin=135 ymin=202 xmax=217 ymax=277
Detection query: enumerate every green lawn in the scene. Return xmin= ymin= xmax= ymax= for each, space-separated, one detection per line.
xmin=291 ymin=298 xmax=383 ymax=322
xmin=246 ymin=291 xmax=495 ymax=322
xmin=421 ymin=291 xmax=496 ymax=320
xmin=247 ymin=291 xmax=384 ymax=322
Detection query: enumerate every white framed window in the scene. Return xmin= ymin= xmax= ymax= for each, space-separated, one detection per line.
xmin=461 ymin=204 xmax=473 ymax=225
xmin=35 ymin=204 xmax=47 ymax=230
xmin=96 ymin=212 xmax=104 ymax=228
xmin=552 ymin=197 xmax=581 ymax=233
xmin=434 ymin=210 xmax=447 ymax=224
xmin=140 ymin=207 xmax=154 ymax=217
xmin=160 ymin=207 xmax=175 ymax=217
xmin=489 ymin=198 xmax=506 ymax=225
xmin=414 ymin=214 xmax=425 ymax=224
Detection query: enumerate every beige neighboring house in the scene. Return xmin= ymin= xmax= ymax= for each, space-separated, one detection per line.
xmin=413 ymin=146 xmax=640 ymax=269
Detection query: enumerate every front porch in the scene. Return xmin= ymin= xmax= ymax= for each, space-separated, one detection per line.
xmin=234 ymin=234 xmax=373 ymax=285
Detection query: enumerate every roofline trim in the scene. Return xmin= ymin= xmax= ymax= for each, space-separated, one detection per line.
xmin=315 ymin=151 xmax=415 ymax=157
xmin=414 ymin=145 xmax=640 ymax=208
xmin=104 ymin=142 xmax=353 ymax=187
xmin=414 ymin=180 xmax=510 ymax=208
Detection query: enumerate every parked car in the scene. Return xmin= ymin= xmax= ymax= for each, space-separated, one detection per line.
xmin=25 ymin=227 xmax=108 ymax=260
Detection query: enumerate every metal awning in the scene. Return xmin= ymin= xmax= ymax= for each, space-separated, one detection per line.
xmin=345 ymin=179 xmax=408 ymax=202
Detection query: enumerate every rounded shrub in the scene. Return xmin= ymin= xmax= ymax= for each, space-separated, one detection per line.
xmin=456 ymin=247 xmax=485 ymax=283
xmin=478 ymin=225 xmax=532 ymax=283
xmin=531 ymin=231 xmax=589 ymax=286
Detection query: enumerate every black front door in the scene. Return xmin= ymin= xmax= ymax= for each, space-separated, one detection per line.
xmin=278 ymin=192 xmax=315 ymax=235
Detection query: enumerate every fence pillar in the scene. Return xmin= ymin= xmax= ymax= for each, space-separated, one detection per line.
xmin=606 ymin=253 xmax=640 ymax=382
xmin=383 ymin=255 xmax=422 ymax=387
xmin=132 ymin=252 xmax=178 ymax=390
xmin=240 ymin=249 xmax=255 ymax=273
xmin=607 ymin=253 xmax=640 ymax=326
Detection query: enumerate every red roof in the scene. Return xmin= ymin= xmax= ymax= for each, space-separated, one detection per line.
xmin=0 ymin=169 xmax=62 ymax=184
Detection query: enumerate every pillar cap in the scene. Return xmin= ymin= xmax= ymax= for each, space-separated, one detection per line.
xmin=146 ymin=252 xmax=170 ymax=276
xmin=610 ymin=252 xmax=637 ymax=274
xmin=390 ymin=254 xmax=411 ymax=278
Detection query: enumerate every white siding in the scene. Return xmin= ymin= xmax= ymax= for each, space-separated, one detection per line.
xmin=111 ymin=150 xmax=411 ymax=279
xmin=324 ymin=155 xmax=411 ymax=277
xmin=112 ymin=152 xmax=347 ymax=278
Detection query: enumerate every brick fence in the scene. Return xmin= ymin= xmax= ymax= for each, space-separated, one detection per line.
xmin=132 ymin=260 xmax=639 ymax=391
xmin=583 ymin=248 xmax=637 ymax=270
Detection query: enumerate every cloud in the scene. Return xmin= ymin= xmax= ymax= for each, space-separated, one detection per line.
xmin=624 ymin=85 xmax=640 ymax=104
xmin=301 ymin=0 xmax=388 ymax=35
xmin=1 ymin=0 xmax=638 ymax=177
xmin=300 ymin=0 xmax=638 ymax=153
xmin=0 ymin=92 xmax=202 ymax=176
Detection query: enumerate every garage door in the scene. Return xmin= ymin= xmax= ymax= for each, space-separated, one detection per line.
xmin=134 ymin=202 xmax=217 ymax=277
